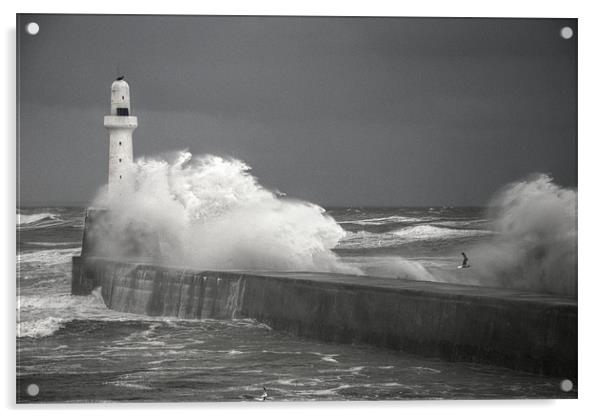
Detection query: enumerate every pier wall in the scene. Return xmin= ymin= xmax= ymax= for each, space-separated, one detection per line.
xmin=72 ymin=256 xmax=577 ymax=377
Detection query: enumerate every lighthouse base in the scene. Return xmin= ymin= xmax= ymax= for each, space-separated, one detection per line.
xmin=81 ymin=209 xmax=161 ymax=260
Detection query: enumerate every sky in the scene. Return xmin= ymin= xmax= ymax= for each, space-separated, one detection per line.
xmin=17 ymin=14 xmax=577 ymax=207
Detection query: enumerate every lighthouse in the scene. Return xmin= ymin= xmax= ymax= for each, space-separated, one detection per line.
xmin=104 ymin=76 xmax=137 ymax=200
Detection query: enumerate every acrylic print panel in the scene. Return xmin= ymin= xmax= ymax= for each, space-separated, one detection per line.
xmin=16 ymin=14 xmax=577 ymax=403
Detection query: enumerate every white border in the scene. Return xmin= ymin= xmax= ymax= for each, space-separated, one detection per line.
xmin=3 ymin=1 xmax=601 ymax=417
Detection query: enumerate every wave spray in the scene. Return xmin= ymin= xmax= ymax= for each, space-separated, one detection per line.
xmin=93 ymin=151 xmax=359 ymax=274
xmin=469 ymin=174 xmax=577 ymax=297
xmin=91 ymin=152 xmax=576 ymax=297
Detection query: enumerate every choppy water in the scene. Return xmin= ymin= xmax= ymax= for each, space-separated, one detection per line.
xmin=16 ymin=207 xmax=576 ymax=402
xmin=331 ymin=207 xmax=492 ymax=281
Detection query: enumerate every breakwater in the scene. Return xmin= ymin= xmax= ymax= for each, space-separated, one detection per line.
xmin=72 ymin=256 xmax=577 ymax=377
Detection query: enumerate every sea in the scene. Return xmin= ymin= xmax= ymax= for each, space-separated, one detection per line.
xmin=16 ymin=206 xmax=575 ymax=402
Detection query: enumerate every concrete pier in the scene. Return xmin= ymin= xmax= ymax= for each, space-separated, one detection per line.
xmin=72 ymin=256 xmax=577 ymax=377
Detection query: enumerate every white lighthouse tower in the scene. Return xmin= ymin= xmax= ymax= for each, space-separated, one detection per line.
xmin=104 ymin=77 xmax=137 ymax=201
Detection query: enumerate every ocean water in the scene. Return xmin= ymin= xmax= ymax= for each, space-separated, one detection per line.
xmin=16 ymin=206 xmax=575 ymax=402
xmin=329 ymin=207 xmax=492 ymax=282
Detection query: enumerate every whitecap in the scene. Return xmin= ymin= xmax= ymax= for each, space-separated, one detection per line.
xmin=392 ymin=224 xmax=490 ymax=241
xmin=338 ymin=215 xmax=425 ymax=226
xmin=24 ymin=241 xmax=82 ymax=248
xmin=108 ymin=381 xmax=153 ymax=390
xmin=17 ymin=248 xmax=80 ymax=267
xmin=408 ymin=366 xmax=442 ymax=374
xmin=337 ymin=225 xmax=490 ymax=250
xmin=17 ymin=316 xmax=69 ymax=338
xmin=17 ymin=212 xmax=59 ymax=226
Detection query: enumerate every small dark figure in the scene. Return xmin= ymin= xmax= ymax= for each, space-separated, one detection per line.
xmin=261 ymin=386 xmax=268 ymax=401
xmin=243 ymin=385 xmax=269 ymax=401
xmin=461 ymin=252 xmax=469 ymax=268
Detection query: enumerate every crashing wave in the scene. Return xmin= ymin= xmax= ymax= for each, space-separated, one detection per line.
xmin=92 ymin=151 xmax=360 ymax=274
xmin=17 ymin=212 xmax=59 ymax=226
xmin=469 ymin=174 xmax=577 ymax=297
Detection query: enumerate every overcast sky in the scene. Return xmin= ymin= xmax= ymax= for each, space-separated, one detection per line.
xmin=17 ymin=14 xmax=577 ymax=207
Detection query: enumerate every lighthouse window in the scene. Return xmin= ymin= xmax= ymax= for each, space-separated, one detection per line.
xmin=119 ymin=158 xmax=122 ymax=163
xmin=119 ymin=175 xmax=122 ymax=179
xmin=116 ymin=107 xmax=129 ymax=116
xmin=119 ymin=141 xmax=122 ymax=146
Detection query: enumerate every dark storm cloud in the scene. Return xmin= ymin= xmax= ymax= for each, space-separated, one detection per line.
xmin=17 ymin=15 xmax=577 ymax=206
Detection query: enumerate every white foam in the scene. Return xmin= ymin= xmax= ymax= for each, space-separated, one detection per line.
xmin=341 ymin=256 xmax=440 ymax=282
xmin=469 ymin=174 xmax=577 ymax=297
xmin=392 ymin=225 xmax=489 ymax=240
xmin=275 ymin=378 xmax=323 ymax=386
xmin=17 ymin=291 xmax=150 ymax=339
xmin=337 ymin=230 xmax=401 ymax=249
xmin=17 ymin=248 xmax=80 ymax=266
xmin=92 ymin=151 xmax=360 ymax=275
xmin=261 ymin=350 xmax=304 ymax=355
xmin=24 ymin=241 xmax=81 ymax=247
xmin=17 ymin=293 xmax=106 ymax=319
xmin=17 ymin=212 xmax=58 ymax=226
xmin=17 ymin=316 xmax=68 ymax=338
xmin=338 ymin=226 xmax=489 ymax=250
xmin=408 ymin=366 xmax=442 ymax=374
xmin=338 ymin=215 xmax=425 ymax=226
xmin=310 ymin=352 xmax=339 ymax=363
xmin=108 ymin=381 xmax=153 ymax=390
xmin=319 ymin=366 xmax=364 ymax=373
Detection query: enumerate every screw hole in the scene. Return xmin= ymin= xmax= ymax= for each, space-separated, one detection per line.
xmin=560 ymin=379 xmax=573 ymax=392
xmin=560 ymin=26 xmax=573 ymax=39
xmin=25 ymin=22 xmax=39 ymax=35
xmin=27 ymin=383 xmax=39 ymax=396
